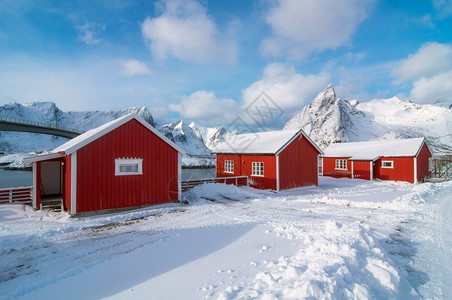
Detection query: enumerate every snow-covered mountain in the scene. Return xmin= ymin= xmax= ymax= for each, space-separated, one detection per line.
xmin=284 ymin=85 xmax=452 ymax=154
xmin=159 ymin=120 xmax=211 ymax=155
xmin=0 ymin=102 xmax=230 ymax=168
xmin=158 ymin=121 xmax=232 ymax=156
xmin=0 ymin=102 xmax=155 ymax=131
xmin=3 ymin=87 xmax=450 ymax=162
xmin=188 ymin=123 xmax=231 ymax=151
xmin=0 ymin=102 xmax=155 ymax=153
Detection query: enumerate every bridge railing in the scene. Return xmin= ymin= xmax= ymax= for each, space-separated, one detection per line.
xmin=0 ymin=116 xmax=82 ymax=134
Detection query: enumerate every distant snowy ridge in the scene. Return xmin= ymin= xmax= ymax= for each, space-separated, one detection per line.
xmin=0 ymin=102 xmax=155 ymax=131
xmin=3 ymin=85 xmax=450 ymax=166
xmin=0 ymin=102 xmax=155 ymax=153
xmin=284 ymin=85 xmax=452 ymax=154
xmin=158 ymin=121 xmax=233 ymax=167
xmin=0 ymin=102 xmax=227 ymax=167
xmin=158 ymin=120 xmax=230 ymax=155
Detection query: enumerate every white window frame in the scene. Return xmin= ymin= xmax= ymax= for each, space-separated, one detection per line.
xmin=335 ymin=159 xmax=347 ymax=170
xmin=381 ymin=160 xmax=394 ymax=169
xmin=224 ymin=160 xmax=234 ymax=174
xmin=115 ymin=158 xmax=143 ymax=176
xmin=252 ymin=162 xmax=264 ymax=176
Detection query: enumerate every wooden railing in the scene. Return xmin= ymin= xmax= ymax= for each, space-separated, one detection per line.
xmin=322 ymin=171 xmax=352 ymax=178
xmin=0 ymin=186 xmax=33 ymax=204
xmin=182 ymin=176 xmax=248 ymax=192
xmin=431 ymin=155 xmax=452 ymax=181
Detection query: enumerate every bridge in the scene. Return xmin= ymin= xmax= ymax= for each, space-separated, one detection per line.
xmin=0 ymin=116 xmax=82 ymax=139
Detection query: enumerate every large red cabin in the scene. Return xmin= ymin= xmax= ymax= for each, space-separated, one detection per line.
xmin=214 ymin=130 xmax=323 ymax=191
xmin=322 ymin=138 xmax=432 ymax=183
xmin=24 ymin=114 xmax=185 ymax=215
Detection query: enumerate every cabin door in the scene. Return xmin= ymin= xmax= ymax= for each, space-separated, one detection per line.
xmin=373 ymin=160 xmax=380 ymax=180
xmin=40 ymin=161 xmax=63 ymax=196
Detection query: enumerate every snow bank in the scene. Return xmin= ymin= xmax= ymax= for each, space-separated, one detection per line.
xmin=183 ymin=183 xmax=260 ymax=204
xmin=227 ymin=220 xmax=417 ymax=299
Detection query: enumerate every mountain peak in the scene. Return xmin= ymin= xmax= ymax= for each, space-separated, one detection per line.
xmin=284 ymin=86 xmax=452 ymax=153
xmin=309 ymin=84 xmax=337 ymax=112
xmin=321 ymin=84 xmax=336 ymax=97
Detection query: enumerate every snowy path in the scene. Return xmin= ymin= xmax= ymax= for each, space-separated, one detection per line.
xmin=396 ymin=182 xmax=452 ymax=299
xmin=440 ymin=187 xmax=452 ymax=299
xmin=0 ymin=178 xmax=450 ymax=299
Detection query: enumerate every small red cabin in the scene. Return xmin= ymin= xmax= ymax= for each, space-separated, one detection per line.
xmin=322 ymin=138 xmax=432 ymax=183
xmin=24 ymin=114 xmax=185 ymax=215
xmin=214 ymin=130 xmax=323 ymax=191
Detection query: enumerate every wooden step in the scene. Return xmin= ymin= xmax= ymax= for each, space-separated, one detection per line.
xmin=41 ymin=197 xmax=64 ymax=212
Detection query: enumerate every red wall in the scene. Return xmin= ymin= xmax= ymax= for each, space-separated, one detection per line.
xmin=352 ymin=161 xmax=372 ymax=180
xmin=217 ymin=154 xmax=277 ymax=190
xmin=322 ymin=157 xmax=352 ymax=178
xmin=278 ymin=134 xmax=319 ymax=189
xmin=416 ymin=143 xmax=432 ymax=181
xmin=75 ymin=119 xmax=179 ymax=213
xmin=374 ymin=157 xmax=415 ymax=183
xmin=216 ymin=154 xmax=242 ymax=177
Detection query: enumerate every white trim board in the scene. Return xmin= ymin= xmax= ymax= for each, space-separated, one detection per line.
xmin=70 ymin=152 xmax=77 ymax=214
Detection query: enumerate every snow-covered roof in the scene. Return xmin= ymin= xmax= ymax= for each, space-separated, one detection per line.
xmin=24 ymin=114 xmax=185 ymax=163
xmin=213 ymin=129 xmax=322 ymax=155
xmin=323 ymin=138 xmax=427 ymax=160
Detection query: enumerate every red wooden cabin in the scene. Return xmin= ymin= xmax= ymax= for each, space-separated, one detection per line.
xmin=322 ymin=138 xmax=432 ymax=183
xmin=24 ymin=114 xmax=185 ymax=215
xmin=214 ymin=130 xmax=323 ymax=191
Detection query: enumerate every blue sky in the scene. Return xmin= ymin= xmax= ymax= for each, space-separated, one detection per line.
xmin=0 ymin=0 xmax=451 ymax=128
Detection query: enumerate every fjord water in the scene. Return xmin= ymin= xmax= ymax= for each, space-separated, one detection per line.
xmin=0 ymin=167 xmax=215 ymax=189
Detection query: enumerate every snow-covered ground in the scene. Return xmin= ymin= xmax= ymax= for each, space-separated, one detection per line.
xmin=0 ymin=177 xmax=450 ymax=299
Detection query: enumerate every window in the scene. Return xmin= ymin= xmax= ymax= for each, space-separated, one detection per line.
xmin=381 ymin=160 xmax=394 ymax=168
xmin=115 ymin=158 xmax=143 ymax=176
xmin=335 ymin=159 xmax=347 ymax=170
xmin=224 ymin=160 xmax=234 ymax=173
xmin=252 ymin=162 xmax=264 ymax=176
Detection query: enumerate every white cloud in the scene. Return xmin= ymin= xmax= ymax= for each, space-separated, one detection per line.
xmin=392 ymin=42 xmax=452 ymax=103
xmin=76 ymin=23 xmax=105 ymax=45
xmin=432 ymin=0 xmax=452 ymax=15
xmin=169 ymin=90 xmax=239 ymax=126
xmin=392 ymin=42 xmax=452 ymax=83
xmin=410 ymin=70 xmax=452 ymax=103
xmin=121 ymin=60 xmax=152 ymax=76
xmin=261 ymin=0 xmax=374 ymax=59
xmin=243 ymin=63 xmax=330 ymax=112
xmin=141 ymin=0 xmax=237 ymax=64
